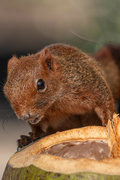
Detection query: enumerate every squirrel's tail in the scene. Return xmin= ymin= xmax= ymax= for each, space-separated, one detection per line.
xmin=94 ymin=44 xmax=120 ymax=101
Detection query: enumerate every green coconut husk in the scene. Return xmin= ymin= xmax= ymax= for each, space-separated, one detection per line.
xmin=3 ymin=164 xmax=120 ymax=180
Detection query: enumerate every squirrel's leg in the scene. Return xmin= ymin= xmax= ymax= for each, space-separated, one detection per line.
xmin=94 ymin=106 xmax=114 ymax=126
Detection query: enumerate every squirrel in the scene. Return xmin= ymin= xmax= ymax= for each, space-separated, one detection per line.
xmin=4 ymin=43 xmax=115 ymax=149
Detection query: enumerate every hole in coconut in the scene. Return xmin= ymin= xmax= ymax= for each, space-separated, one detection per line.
xmin=41 ymin=140 xmax=110 ymax=160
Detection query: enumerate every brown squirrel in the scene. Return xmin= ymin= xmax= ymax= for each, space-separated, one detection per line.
xmin=4 ymin=43 xmax=115 ymax=149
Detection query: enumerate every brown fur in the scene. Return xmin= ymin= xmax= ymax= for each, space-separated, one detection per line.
xmin=4 ymin=43 xmax=114 ymax=139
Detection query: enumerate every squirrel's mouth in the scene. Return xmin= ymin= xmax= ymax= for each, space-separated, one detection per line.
xmin=28 ymin=117 xmax=40 ymax=124
xmin=18 ymin=114 xmax=41 ymax=124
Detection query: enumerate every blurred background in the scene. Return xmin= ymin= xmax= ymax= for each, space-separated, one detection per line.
xmin=1 ymin=0 xmax=120 ymax=178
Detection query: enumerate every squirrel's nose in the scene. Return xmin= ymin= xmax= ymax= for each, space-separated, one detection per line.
xmin=18 ymin=113 xmax=31 ymax=121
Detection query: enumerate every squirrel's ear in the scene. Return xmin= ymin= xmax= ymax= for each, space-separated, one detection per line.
xmin=40 ymin=48 xmax=55 ymax=70
xmin=8 ymin=56 xmax=19 ymax=72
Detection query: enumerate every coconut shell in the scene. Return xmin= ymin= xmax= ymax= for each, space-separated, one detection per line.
xmin=2 ymin=114 xmax=120 ymax=180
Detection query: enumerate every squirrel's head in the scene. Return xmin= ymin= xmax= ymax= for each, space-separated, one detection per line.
xmin=4 ymin=48 xmax=64 ymax=124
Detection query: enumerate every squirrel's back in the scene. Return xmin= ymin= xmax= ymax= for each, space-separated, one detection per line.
xmin=46 ymin=44 xmax=106 ymax=88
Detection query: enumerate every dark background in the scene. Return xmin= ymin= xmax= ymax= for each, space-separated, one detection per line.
xmin=1 ymin=0 xmax=120 ymax=178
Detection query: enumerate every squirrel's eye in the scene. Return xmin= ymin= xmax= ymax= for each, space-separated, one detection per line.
xmin=37 ymin=79 xmax=45 ymax=91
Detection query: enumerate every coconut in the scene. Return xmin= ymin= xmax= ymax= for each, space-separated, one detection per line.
xmin=2 ymin=114 xmax=120 ymax=180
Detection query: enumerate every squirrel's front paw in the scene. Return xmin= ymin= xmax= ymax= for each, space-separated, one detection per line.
xmin=17 ymin=135 xmax=32 ymax=151
xmin=17 ymin=132 xmax=46 ymax=151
